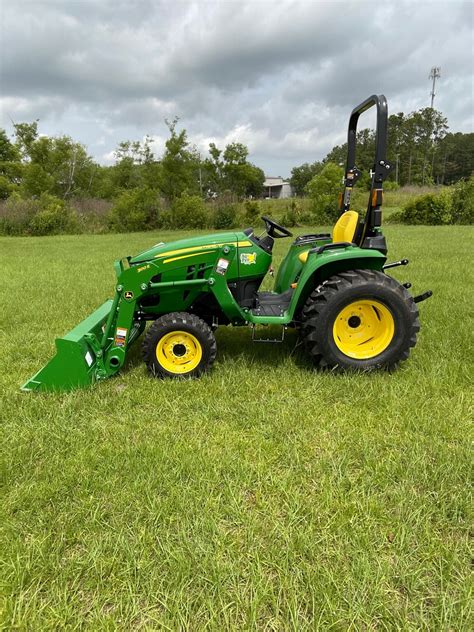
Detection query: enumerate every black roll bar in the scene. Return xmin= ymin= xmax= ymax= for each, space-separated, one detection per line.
xmin=340 ymin=94 xmax=391 ymax=250
xmin=346 ymin=94 xmax=388 ymax=175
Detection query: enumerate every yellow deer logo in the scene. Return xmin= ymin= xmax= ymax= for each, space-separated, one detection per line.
xmin=240 ymin=252 xmax=257 ymax=265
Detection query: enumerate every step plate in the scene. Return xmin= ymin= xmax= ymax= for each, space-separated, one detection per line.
xmin=251 ymin=289 xmax=294 ymax=317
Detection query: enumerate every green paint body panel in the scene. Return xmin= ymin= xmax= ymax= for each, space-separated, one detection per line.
xmin=274 ymin=237 xmax=331 ymax=293
xmin=130 ymin=231 xmax=241 ymax=264
xmin=23 ymin=228 xmax=386 ymax=392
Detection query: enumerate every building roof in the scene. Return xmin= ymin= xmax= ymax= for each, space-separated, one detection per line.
xmin=263 ymin=176 xmax=290 ymax=187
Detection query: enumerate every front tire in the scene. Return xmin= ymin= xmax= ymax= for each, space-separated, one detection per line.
xmin=301 ymin=269 xmax=420 ymax=371
xmin=142 ymin=312 xmax=217 ymax=378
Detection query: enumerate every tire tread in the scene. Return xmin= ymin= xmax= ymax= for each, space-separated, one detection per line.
xmin=301 ymin=269 xmax=420 ymax=371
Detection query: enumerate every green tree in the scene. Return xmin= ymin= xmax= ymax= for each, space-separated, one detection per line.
xmin=289 ymin=161 xmax=322 ymax=196
xmin=11 ymin=123 xmax=99 ymax=198
xmin=410 ymin=108 xmax=448 ymax=185
xmin=159 ymin=118 xmax=200 ymax=201
xmin=109 ymin=136 xmax=161 ymax=193
xmin=13 ymin=121 xmax=39 ymax=159
xmin=435 ymin=132 xmax=474 ymax=184
xmin=204 ymin=141 xmax=264 ymax=198
xmin=318 ymin=107 xmax=453 ymax=188
xmin=306 ymin=162 xmax=343 ymax=221
xmin=324 ymin=129 xmax=375 ymax=174
xmin=0 ymin=129 xmax=19 ymax=162
xmin=203 ymin=143 xmax=224 ymax=195
xmin=0 ymin=129 xmax=21 ymax=198
xmin=21 ymin=163 xmax=54 ymax=197
xmin=387 ymin=112 xmax=405 ymax=184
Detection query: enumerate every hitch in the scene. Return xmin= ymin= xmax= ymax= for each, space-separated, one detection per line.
xmin=383 ymin=258 xmax=409 ymax=270
xmin=413 ymin=290 xmax=433 ymax=304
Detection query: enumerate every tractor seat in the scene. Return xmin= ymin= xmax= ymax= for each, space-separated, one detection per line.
xmin=298 ymin=211 xmax=359 ymax=263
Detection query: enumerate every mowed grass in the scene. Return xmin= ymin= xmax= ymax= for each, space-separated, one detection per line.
xmin=1 ymin=225 xmax=473 ymax=630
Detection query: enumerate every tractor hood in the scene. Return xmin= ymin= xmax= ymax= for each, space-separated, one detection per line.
xmin=130 ymin=231 xmax=242 ymax=264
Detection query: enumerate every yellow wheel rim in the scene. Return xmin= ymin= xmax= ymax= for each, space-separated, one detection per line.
xmin=156 ymin=330 xmax=202 ymax=374
xmin=333 ymin=299 xmax=395 ymax=360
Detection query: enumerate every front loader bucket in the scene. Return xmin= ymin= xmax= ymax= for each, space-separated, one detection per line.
xmin=22 ymin=299 xmax=114 ymax=393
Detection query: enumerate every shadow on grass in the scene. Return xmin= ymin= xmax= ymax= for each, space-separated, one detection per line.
xmin=123 ymin=324 xmax=315 ymax=373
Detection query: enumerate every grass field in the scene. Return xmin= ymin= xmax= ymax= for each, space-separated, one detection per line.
xmin=1 ymin=225 xmax=473 ymax=630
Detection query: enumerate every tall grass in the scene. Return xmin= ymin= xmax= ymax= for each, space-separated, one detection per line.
xmin=0 ymin=186 xmax=445 ymax=236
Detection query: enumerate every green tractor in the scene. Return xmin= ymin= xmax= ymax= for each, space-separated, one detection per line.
xmin=23 ymin=95 xmax=431 ymax=392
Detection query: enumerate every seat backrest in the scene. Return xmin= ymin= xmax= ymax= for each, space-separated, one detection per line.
xmin=333 ymin=210 xmax=359 ymax=243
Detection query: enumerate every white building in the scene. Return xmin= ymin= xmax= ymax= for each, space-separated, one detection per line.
xmin=263 ymin=176 xmax=292 ymax=199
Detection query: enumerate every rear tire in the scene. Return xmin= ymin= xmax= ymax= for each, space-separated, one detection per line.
xmin=142 ymin=312 xmax=217 ymax=379
xmin=301 ymin=269 xmax=420 ymax=371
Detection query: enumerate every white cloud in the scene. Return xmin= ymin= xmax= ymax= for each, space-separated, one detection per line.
xmin=0 ymin=0 xmax=472 ymax=176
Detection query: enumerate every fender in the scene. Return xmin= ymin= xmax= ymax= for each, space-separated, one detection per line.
xmin=287 ymin=245 xmax=387 ymax=320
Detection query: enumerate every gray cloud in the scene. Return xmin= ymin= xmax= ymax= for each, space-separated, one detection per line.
xmin=0 ymin=0 xmax=472 ymax=175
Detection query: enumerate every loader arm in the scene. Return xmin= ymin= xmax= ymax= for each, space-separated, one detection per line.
xmin=22 ymin=245 xmax=246 ymax=392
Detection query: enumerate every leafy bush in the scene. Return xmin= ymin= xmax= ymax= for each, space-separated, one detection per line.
xmin=156 ymin=209 xmax=174 ymax=229
xmin=306 ymin=162 xmax=343 ymax=221
xmin=451 ymin=177 xmax=474 ymax=224
xmin=357 ymin=170 xmax=372 ymax=191
xmin=243 ymin=200 xmax=261 ymax=225
xmin=28 ymin=194 xmax=78 ymax=235
xmin=171 ymin=194 xmax=208 ymax=229
xmin=398 ymin=189 xmax=452 ymax=225
xmin=0 ymin=194 xmax=39 ymax=235
xmin=70 ymin=197 xmax=112 ymax=233
xmin=213 ymin=203 xmax=238 ymax=229
xmin=0 ymin=193 xmax=78 ymax=235
xmin=281 ymin=199 xmax=302 ymax=227
xmin=108 ymin=188 xmax=160 ymax=232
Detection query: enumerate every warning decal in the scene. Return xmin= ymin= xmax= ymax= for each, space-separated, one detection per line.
xmin=216 ymin=258 xmax=230 ymax=275
xmin=114 ymin=327 xmax=128 ymax=347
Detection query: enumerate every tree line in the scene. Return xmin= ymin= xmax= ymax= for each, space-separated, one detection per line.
xmin=1 ymin=106 xmax=472 ymax=204
xmin=0 ymin=117 xmax=265 ymax=203
xmin=0 ymin=106 xmax=472 ymax=235
xmin=290 ymin=107 xmax=473 ymax=196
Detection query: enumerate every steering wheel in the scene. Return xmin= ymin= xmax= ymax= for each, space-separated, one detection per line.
xmin=261 ymin=215 xmax=293 ymax=238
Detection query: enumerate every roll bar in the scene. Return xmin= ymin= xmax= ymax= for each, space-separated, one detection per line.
xmin=346 ymin=94 xmax=388 ymax=175
xmin=340 ymin=94 xmax=391 ymax=251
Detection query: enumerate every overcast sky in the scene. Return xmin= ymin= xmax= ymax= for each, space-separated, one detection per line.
xmin=0 ymin=0 xmax=472 ymax=176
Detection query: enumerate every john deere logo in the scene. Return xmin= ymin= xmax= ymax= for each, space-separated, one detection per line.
xmin=240 ymin=252 xmax=257 ymax=265
xmin=124 ymin=290 xmax=134 ymax=300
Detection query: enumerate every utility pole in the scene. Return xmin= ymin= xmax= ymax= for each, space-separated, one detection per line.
xmin=395 ymin=153 xmax=400 ymax=185
xmin=429 ymin=67 xmax=441 ymax=108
